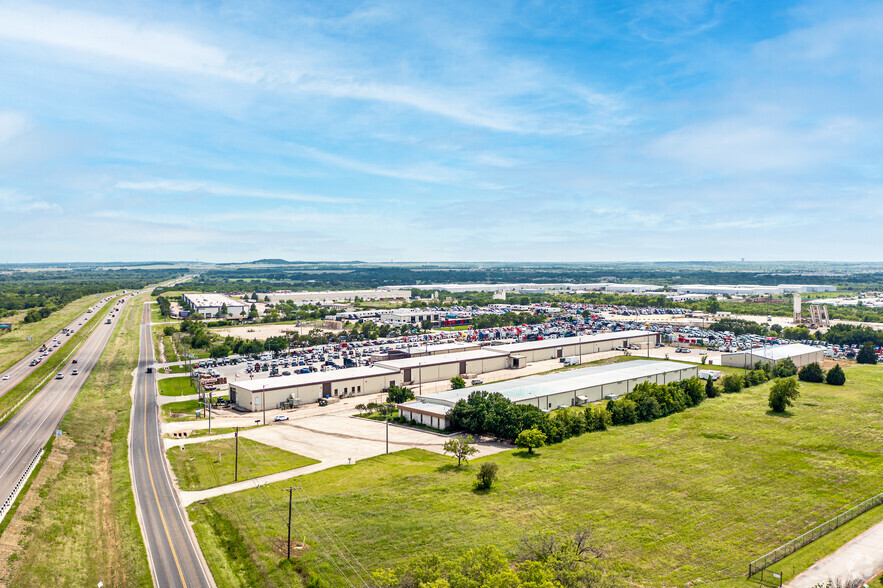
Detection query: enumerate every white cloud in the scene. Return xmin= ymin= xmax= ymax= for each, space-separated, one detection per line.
xmin=0 ymin=3 xmax=256 ymax=81
xmin=0 ymin=187 xmax=62 ymax=213
xmin=114 ymin=179 xmax=356 ymax=204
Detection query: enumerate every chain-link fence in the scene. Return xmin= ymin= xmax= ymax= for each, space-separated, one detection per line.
xmin=748 ymin=491 xmax=883 ymax=577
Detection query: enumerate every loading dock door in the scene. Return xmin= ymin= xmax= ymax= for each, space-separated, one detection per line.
xmin=322 ymin=382 xmax=331 ymax=398
xmin=459 ymin=361 xmax=467 ymax=375
xmin=403 ymin=368 xmax=412 ymax=382
xmin=556 ymin=348 xmax=563 ymax=358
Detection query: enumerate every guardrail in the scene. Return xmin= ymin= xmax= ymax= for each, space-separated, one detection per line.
xmin=748 ymin=490 xmax=883 ymax=577
xmin=0 ymin=448 xmax=44 ymax=524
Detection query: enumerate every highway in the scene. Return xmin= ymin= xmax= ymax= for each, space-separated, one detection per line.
xmin=131 ymin=302 xmax=214 ymax=588
xmin=0 ymin=297 xmax=127 ymax=520
xmin=0 ymin=294 xmax=119 ymax=399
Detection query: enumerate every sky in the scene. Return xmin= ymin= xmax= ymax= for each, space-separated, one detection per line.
xmin=0 ymin=0 xmax=881 ymax=263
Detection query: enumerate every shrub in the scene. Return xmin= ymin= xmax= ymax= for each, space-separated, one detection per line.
xmin=856 ymin=343 xmax=878 ymax=365
xmin=769 ymin=378 xmax=800 ymax=413
xmin=825 ymin=364 xmax=846 ymax=386
xmin=749 ymin=369 xmax=767 ymax=387
xmin=798 ymin=362 xmax=825 ymax=383
xmin=774 ymin=357 xmax=798 ymax=378
xmin=705 ymin=376 xmax=719 ymax=398
xmin=721 ymin=374 xmax=744 ymax=394
xmin=474 ymin=463 xmax=499 ymax=490
xmin=584 ymin=406 xmax=610 ymax=431
xmin=450 ymin=376 xmax=466 ymax=389
xmin=606 ymin=398 xmax=638 ymax=425
xmin=386 ymin=385 xmax=415 ymax=404
xmin=515 ymin=428 xmax=547 ymax=453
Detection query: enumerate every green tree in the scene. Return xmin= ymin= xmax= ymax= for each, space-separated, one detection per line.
xmin=218 ymin=303 xmax=228 ymax=318
xmin=774 ymin=357 xmax=798 ymax=378
xmin=825 ymin=364 xmax=846 ymax=385
xmin=798 ymin=362 xmax=825 ymax=383
xmin=706 ymin=296 xmax=720 ymax=314
xmin=421 ymin=318 xmax=433 ymax=331
xmin=162 ymin=325 xmax=176 ymax=336
xmin=705 ymin=376 xmax=719 ymax=398
xmin=442 ymin=435 xmax=478 ymax=467
xmin=769 ymin=377 xmax=800 ymax=412
xmin=515 ymin=428 xmax=547 ymax=454
xmin=386 ymin=385 xmax=415 ymax=404
xmin=721 ymin=373 xmax=744 ymax=394
xmin=856 ymin=343 xmax=878 ymax=365
xmin=474 ymin=463 xmax=499 ymax=490
xmin=450 ymin=376 xmax=466 ymax=389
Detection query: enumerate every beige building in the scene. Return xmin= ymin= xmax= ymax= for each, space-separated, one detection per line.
xmin=229 ymin=366 xmax=399 ymax=411
xmin=375 ymin=349 xmax=511 ymax=386
xmin=494 ymin=330 xmax=659 ymax=365
xmin=720 ymin=343 xmax=823 ymax=369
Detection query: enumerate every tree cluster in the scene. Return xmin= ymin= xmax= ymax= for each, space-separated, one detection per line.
xmin=606 ymin=378 xmax=705 ymax=425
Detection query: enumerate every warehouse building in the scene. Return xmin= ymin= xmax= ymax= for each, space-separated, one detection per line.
xmin=382 ymin=308 xmax=442 ymax=327
xmin=181 ymin=293 xmax=248 ymax=318
xmin=375 ymin=348 xmax=511 ymax=385
xmin=494 ymin=330 xmax=659 ymax=365
xmin=264 ymin=289 xmax=405 ymax=305
xmin=720 ymin=343 xmax=824 ymax=369
xmin=407 ymin=341 xmax=481 ymax=357
xmin=229 ymin=365 xmax=400 ymax=411
xmin=398 ymin=360 xmax=698 ymax=429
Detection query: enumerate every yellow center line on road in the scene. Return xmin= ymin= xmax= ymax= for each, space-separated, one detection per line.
xmin=141 ymin=322 xmax=188 ymax=588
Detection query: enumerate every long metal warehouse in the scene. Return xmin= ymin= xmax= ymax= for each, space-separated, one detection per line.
xmin=398 ymin=359 xmax=697 ymax=429
xmin=720 ymin=343 xmax=823 ymax=369
xmin=493 ymin=330 xmax=659 ymax=365
xmin=375 ymin=348 xmax=511 ymax=386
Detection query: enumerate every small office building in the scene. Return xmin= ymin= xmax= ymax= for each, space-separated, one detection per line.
xmin=720 ymin=343 xmax=823 ymax=369
xmin=181 ymin=293 xmax=248 ymax=318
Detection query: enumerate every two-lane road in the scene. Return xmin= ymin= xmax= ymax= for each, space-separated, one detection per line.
xmin=0 ymin=298 xmax=127 ymax=516
xmin=131 ymin=302 xmax=214 ymax=588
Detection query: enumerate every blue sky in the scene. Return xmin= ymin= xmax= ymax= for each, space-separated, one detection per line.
xmin=0 ymin=0 xmax=880 ymax=263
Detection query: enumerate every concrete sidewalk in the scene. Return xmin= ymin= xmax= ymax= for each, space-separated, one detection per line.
xmin=786 ymin=518 xmax=883 ymax=587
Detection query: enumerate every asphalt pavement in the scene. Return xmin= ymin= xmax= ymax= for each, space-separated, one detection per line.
xmin=130 ymin=302 xmax=214 ymax=588
xmin=0 ymin=295 xmax=117 ymax=399
xmin=0 ymin=297 xmax=126 ymax=521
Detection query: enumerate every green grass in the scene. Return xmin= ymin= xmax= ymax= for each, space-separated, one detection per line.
xmin=167 ymin=437 xmax=318 ymax=491
xmin=157 ymin=375 xmax=197 ymax=396
xmin=163 ymin=395 xmax=228 ymax=421
xmin=167 ymin=363 xmax=192 ymax=374
xmin=3 ymin=293 xmax=151 ymax=586
xmin=0 ymin=299 xmax=117 ymax=425
xmin=190 ymin=365 xmax=883 ymax=587
xmin=0 ymin=291 xmax=113 ymax=372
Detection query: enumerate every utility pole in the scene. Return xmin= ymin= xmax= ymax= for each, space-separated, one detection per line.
xmin=283 ymin=486 xmax=302 ymax=560
xmin=234 ymin=426 xmax=239 ymax=481
xmin=262 ymin=384 xmax=266 ymax=425
xmin=208 ymin=391 xmax=212 ymax=434
xmin=385 ymin=402 xmax=389 ymax=454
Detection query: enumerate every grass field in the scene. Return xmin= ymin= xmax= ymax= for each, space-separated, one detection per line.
xmin=157 ymin=375 xmax=196 ymax=396
xmin=1 ymin=294 xmax=151 ymax=586
xmin=163 ymin=396 xmax=228 ymax=421
xmin=168 ymin=437 xmax=318 ymax=491
xmin=0 ymin=292 xmax=111 ymax=372
xmin=189 ymin=364 xmax=883 ymax=587
xmin=163 ymin=424 xmax=264 ymax=440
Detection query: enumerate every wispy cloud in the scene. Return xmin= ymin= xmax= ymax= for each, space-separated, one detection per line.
xmin=114 ymin=180 xmax=356 ymax=204
xmin=0 ymin=188 xmax=62 ymax=213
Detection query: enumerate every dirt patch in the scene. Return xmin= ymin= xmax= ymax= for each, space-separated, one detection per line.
xmin=0 ymin=434 xmax=74 ymax=586
xmin=271 ymin=537 xmax=308 ymax=558
xmin=820 ymin=359 xmax=850 ymax=371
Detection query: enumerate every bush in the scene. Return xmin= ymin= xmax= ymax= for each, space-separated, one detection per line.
xmin=798 ymin=362 xmax=825 ymax=383
xmin=606 ymin=398 xmax=638 ymax=425
xmin=774 ymin=357 xmax=797 ymax=378
xmin=721 ymin=374 xmax=743 ymax=394
xmin=386 ymin=385 xmax=415 ymax=404
xmin=768 ymin=378 xmax=800 ymax=413
xmin=705 ymin=376 xmax=719 ymax=398
xmin=584 ymin=406 xmax=610 ymax=431
xmin=825 ymin=364 xmax=846 ymax=386
xmin=474 ymin=463 xmax=498 ymax=490
xmin=450 ymin=376 xmax=466 ymax=389
xmin=856 ymin=343 xmax=878 ymax=365
xmin=749 ymin=369 xmax=767 ymax=386
xmin=515 ymin=428 xmax=547 ymax=454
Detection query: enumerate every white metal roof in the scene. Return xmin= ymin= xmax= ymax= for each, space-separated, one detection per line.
xmin=495 ymin=330 xmax=654 ymax=354
xmin=375 ymin=348 xmax=508 ymax=370
xmin=724 ymin=343 xmax=821 ymax=361
xmin=407 ymin=360 xmax=696 ymax=408
xmin=230 ymin=365 xmax=399 ymax=392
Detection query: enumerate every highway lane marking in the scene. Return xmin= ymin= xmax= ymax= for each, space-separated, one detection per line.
xmin=140 ymin=324 xmax=188 ymax=588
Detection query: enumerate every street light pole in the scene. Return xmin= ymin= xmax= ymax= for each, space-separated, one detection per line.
xmin=262 ymin=384 xmax=266 ymax=425
xmin=234 ymin=426 xmax=239 ymax=481
xmin=283 ymin=486 xmax=301 ymax=560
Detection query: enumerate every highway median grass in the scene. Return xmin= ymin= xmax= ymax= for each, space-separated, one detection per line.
xmin=0 ymin=292 xmax=112 ymax=372
xmin=2 ymin=294 xmax=151 ymax=587
xmin=0 ymin=299 xmax=117 ymax=426
xmin=190 ymin=365 xmax=883 ymax=587
xmin=168 ymin=437 xmax=318 ymax=491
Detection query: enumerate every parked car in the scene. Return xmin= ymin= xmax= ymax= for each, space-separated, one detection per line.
xmin=273 ymin=415 xmax=289 ymax=422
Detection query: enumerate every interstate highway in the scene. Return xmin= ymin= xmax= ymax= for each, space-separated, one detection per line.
xmin=0 ymin=294 xmax=119 ymax=399
xmin=0 ymin=298 xmax=127 ymax=520
xmin=130 ymin=302 xmax=214 ymax=588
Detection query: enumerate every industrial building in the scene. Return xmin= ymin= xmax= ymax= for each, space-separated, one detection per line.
xmin=719 ymin=343 xmax=824 ymax=369
xmin=375 ymin=349 xmax=511 ymax=386
xmin=674 ymin=284 xmax=836 ymax=297
xmin=263 ymin=289 xmax=405 ymax=305
xmin=383 ymin=308 xmax=442 ymax=327
xmin=228 ymin=365 xmax=400 ymax=410
xmin=406 ymin=341 xmax=480 ymax=357
xmin=494 ymin=330 xmax=659 ymax=365
xmin=181 ymin=293 xmax=248 ymax=318
xmin=398 ymin=360 xmax=698 ymax=430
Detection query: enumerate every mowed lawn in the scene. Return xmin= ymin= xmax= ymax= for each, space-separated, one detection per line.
xmin=168 ymin=438 xmax=318 ymax=491
xmin=189 ymin=365 xmax=883 ymax=588
xmin=157 ymin=375 xmax=196 ymax=396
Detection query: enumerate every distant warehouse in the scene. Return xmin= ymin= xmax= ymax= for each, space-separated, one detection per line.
xmin=181 ymin=293 xmax=248 ymax=318
xmin=398 ymin=360 xmax=698 ymax=430
xmin=719 ymin=343 xmax=823 ymax=369
xmin=494 ymin=330 xmax=659 ymax=365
